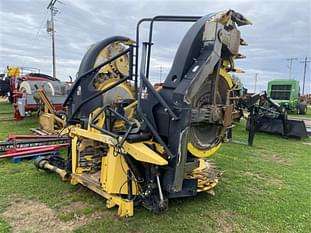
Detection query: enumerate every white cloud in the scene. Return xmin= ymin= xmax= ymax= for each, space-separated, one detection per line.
xmin=0 ymin=0 xmax=310 ymax=93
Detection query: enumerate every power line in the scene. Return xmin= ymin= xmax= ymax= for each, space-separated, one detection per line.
xmin=300 ymin=57 xmax=311 ymax=95
xmin=33 ymin=10 xmax=49 ymax=43
xmin=286 ymin=57 xmax=298 ymax=79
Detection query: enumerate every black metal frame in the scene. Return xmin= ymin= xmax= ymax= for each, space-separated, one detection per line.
xmin=67 ymin=46 xmax=134 ymax=123
xmin=134 ymin=16 xmax=202 ymax=158
xmin=90 ymin=105 xmax=135 ymax=147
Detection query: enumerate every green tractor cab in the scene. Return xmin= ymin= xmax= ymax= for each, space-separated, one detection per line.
xmin=267 ymin=79 xmax=307 ymax=114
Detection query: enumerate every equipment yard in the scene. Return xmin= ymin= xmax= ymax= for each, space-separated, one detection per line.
xmin=0 ymin=102 xmax=310 ymax=233
xmin=0 ymin=2 xmax=310 ymax=233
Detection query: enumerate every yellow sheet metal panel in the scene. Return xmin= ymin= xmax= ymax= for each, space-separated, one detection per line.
xmin=101 ymin=146 xmax=138 ymax=195
xmin=123 ymin=142 xmax=168 ymax=165
xmin=70 ymin=127 xmax=117 ymax=145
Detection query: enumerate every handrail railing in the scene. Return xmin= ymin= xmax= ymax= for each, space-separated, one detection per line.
xmin=135 ymin=15 xmax=201 ymax=84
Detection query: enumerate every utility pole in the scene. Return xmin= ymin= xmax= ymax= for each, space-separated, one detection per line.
xmin=286 ymin=57 xmax=298 ymax=80
xmin=47 ymin=0 xmax=58 ymax=79
xmin=300 ymin=57 xmax=311 ymax=95
xmin=254 ymin=73 xmax=258 ymax=93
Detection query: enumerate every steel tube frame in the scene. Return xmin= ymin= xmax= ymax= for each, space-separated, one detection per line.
xmin=135 ymin=15 xmax=201 ymax=84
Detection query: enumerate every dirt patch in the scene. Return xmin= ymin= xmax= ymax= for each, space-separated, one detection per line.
xmin=2 ymin=199 xmax=104 ymax=233
xmin=60 ymin=201 xmax=89 ymax=214
xmin=244 ymin=171 xmax=267 ymax=181
xmin=244 ymin=171 xmax=283 ymax=190
xmin=258 ymin=152 xmax=290 ymax=165
xmin=210 ymin=210 xmax=244 ymax=233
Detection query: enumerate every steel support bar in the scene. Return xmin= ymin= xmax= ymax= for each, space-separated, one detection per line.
xmin=68 ymin=75 xmax=130 ymax=122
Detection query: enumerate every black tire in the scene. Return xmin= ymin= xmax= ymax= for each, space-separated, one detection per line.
xmin=298 ymin=102 xmax=307 ymax=115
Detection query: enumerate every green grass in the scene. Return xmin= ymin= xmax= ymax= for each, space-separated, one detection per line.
xmin=0 ymin=102 xmax=37 ymax=138
xmin=0 ymin=102 xmax=14 ymax=120
xmin=0 ymin=102 xmax=310 ymax=233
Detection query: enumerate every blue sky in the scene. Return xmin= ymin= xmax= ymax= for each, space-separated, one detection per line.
xmin=0 ymin=0 xmax=310 ymax=93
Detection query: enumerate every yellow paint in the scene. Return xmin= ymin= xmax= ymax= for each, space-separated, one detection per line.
xmin=70 ymin=126 xmax=138 ymax=216
xmin=220 ymin=68 xmax=233 ymax=89
xmin=71 ymin=136 xmax=78 ymax=174
xmin=101 ymin=146 xmax=138 ymax=195
xmin=87 ymin=107 xmax=106 ymax=133
xmin=6 ymin=67 xmax=20 ymax=77
xmin=69 ymin=127 xmax=118 ymax=145
xmin=123 ymin=142 xmax=168 ymax=165
xmin=144 ymin=141 xmax=165 ymax=155
xmin=190 ymin=159 xmax=219 ymax=192
xmin=123 ymin=100 xmax=137 ymax=113
xmin=197 ymin=181 xmax=218 ymax=192
xmin=187 ymin=142 xmax=222 ymax=158
xmin=94 ymin=41 xmax=129 ymax=76
xmin=96 ymin=79 xmax=135 ymax=128
xmin=71 ymin=173 xmax=134 ymax=217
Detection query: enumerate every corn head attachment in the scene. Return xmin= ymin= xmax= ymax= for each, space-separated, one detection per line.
xmin=37 ymin=10 xmax=251 ymax=217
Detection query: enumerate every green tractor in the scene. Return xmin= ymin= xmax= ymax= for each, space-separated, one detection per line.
xmin=267 ymin=79 xmax=308 ymax=115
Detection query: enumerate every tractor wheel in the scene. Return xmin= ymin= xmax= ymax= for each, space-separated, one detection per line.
xmin=298 ymin=102 xmax=307 ymax=115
